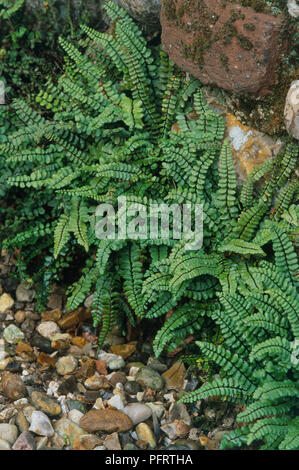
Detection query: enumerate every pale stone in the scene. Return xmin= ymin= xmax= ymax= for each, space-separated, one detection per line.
xmin=284 ymin=80 xmax=299 ymax=140
xmin=36 ymin=321 xmax=61 ymax=339
xmin=0 ymin=293 xmax=14 ymax=313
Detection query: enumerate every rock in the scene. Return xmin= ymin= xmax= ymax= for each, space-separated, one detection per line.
xmin=0 ymin=424 xmax=18 ymax=445
xmin=110 ymin=0 xmax=161 ymax=34
xmin=136 ymin=367 xmax=165 ymax=391
xmin=172 ymin=438 xmax=200 ymax=450
xmin=136 ymin=423 xmax=156 ymax=448
xmin=84 ymin=294 xmax=94 ymax=309
xmin=0 ymin=438 xmax=11 ymax=450
xmin=123 ymin=403 xmax=152 ymax=425
xmin=54 ymin=418 xmax=86 ymax=447
xmin=67 ymin=400 xmax=86 ymax=414
xmin=161 ymin=0 xmax=288 ymax=96
xmin=0 ymin=293 xmax=14 ymax=313
xmin=14 ymin=310 xmax=26 ymax=323
xmin=84 ymin=374 xmax=111 ymax=390
xmin=21 ymin=318 xmax=35 ymax=335
xmin=29 ymin=411 xmax=54 ymax=437
xmin=161 ymin=419 xmax=190 ymax=439
xmin=284 ymin=80 xmax=299 ymax=140
xmin=57 ymin=376 xmax=77 ymax=395
xmin=22 ymin=406 xmax=36 ymax=423
xmin=146 ymin=402 xmax=165 ymax=419
xmin=36 ymin=321 xmax=61 ymax=339
xmin=58 ymin=307 xmax=91 ymax=329
xmin=104 ymin=432 xmax=121 ymax=450
xmin=95 ymin=360 xmax=108 ymax=375
xmin=94 ymin=445 xmax=107 ymax=450
xmin=147 ymin=357 xmax=168 ymax=373
xmin=79 ymin=434 xmax=103 ymax=450
xmin=288 ymin=0 xmax=299 ymax=17
xmin=37 ymin=352 xmax=56 ymax=369
xmin=169 ymin=402 xmax=191 ymax=425
xmin=68 ymin=409 xmax=84 ymax=425
xmin=47 ymin=293 xmax=63 ymax=311
xmin=36 ymin=436 xmax=48 ymax=450
xmin=199 ymin=435 xmax=220 ymax=450
xmin=108 ymin=371 xmax=127 ymax=386
xmin=16 ymin=410 xmax=30 ymax=433
xmin=56 ymin=355 xmax=78 ymax=375
xmin=98 ymin=351 xmax=125 ymax=370
xmin=31 ymin=391 xmax=62 ymax=417
xmin=41 ymin=309 xmax=62 ymax=322
xmin=224 ymin=113 xmax=282 ymax=182
xmin=1 ymin=371 xmax=27 ymax=400
xmin=31 ymin=333 xmax=54 ymax=353
xmin=5 ymin=361 xmax=22 ymax=373
xmin=3 ymin=324 xmax=24 ymax=344
xmin=124 ymin=443 xmax=139 ymax=450
xmin=162 ymin=361 xmax=186 ymax=390
xmin=109 ymin=343 xmax=137 ymax=359
xmin=107 ymin=394 xmax=125 ymax=411
xmin=16 ymin=282 xmax=36 ymax=302
xmin=124 ymin=380 xmax=141 ymax=395
xmin=79 ymin=409 xmax=133 ymax=433
xmin=12 ymin=431 xmax=36 ymax=450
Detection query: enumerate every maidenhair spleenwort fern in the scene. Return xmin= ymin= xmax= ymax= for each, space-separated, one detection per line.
xmin=0 ymin=2 xmax=298 ymax=450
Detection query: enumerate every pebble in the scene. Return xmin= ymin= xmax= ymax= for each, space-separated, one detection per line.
xmin=136 ymin=422 xmax=156 ymax=448
xmin=0 ymin=293 xmax=14 ymax=313
xmin=16 ymin=283 xmax=36 ymax=302
xmin=161 ymin=420 xmax=190 ymax=439
xmin=98 ymin=351 xmax=125 ymax=370
xmin=93 ymin=398 xmax=105 ymax=410
xmin=0 ymin=424 xmax=18 ymax=445
xmin=36 ymin=436 xmax=48 ymax=450
xmin=79 ymin=409 xmax=133 ymax=433
xmin=3 ymin=324 xmax=24 ymax=344
xmin=54 ymin=418 xmax=86 ymax=447
xmin=67 ymin=399 xmax=86 ymax=414
xmin=5 ymin=361 xmax=22 ymax=373
xmin=12 ymin=431 xmax=37 ymax=450
xmin=31 ymin=333 xmax=54 ymax=353
xmin=136 ymin=367 xmax=165 ymax=391
xmin=147 ymin=357 xmax=168 ymax=373
xmin=123 ymin=403 xmax=152 ymax=425
xmin=79 ymin=434 xmax=103 ymax=450
xmin=146 ymin=402 xmax=165 ymax=419
xmin=36 ymin=321 xmax=61 ymax=340
xmin=0 ymin=438 xmax=11 ymax=450
xmin=1 ymin=371 xmax=27 ymax=400
xmin=109 ymin=343 xmax=136 ymax=359
xmin=68 ymin=409 xmax=84 ymax=425
xmin=94 ymin=445 xmax=107 ymax=450
xmin=284 ymin=80 xmax=299 ymax=140
xmin=30 ymin=391 xmax=62 ymax=417
xmin=14 ymin=310 xmax=26 ymax=323
xmin=107 ymin=394 xmax=125 ymax=411
xmin=108 ymin=358 xmax=125 ymax=370
xmin=124 ymin=380 xmax=141 ymax=395
xmin=108 ymin=371 xmax=127 ymax=386
xmin=16 ymin=410 xmax=29 ymax=432
xmin=84 ymin=374 xmax=110 ymax=390
xmin=104 ymin=432 xmax=121 ymax=450
xmin=162 ymin=361 xmax=186 ymax=391
xmin=56 ymin=355 xmax=78 ymax=375
xmin=29 ymin=411 xmax=54 ymax=437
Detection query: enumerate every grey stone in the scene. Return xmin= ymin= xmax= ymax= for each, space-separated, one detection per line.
xmin=123 ymin=403 xmax=152 ymax=425
xmin=29 ymin=411 xmax=54 ymax=437
xmin=108 ymin=0 xmax=161 ymax=33
xmin=0 ymin=424 xmax=18 ymax=445
xmin=136 ymin=367 xmax=165 ymax=391
xmin=12 ymin=431 xmax=37 ymax=450
xmin=284 ymin=80 xmax=299 ymax=140
xmin=16 ymin=282 xmax=36 ymax=302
